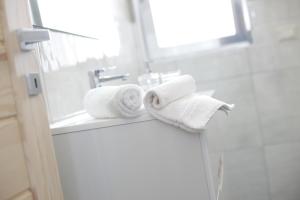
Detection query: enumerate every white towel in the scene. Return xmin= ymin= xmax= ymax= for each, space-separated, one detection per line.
xmin=144 ymin=75 xmax=234 ymax=133
xmin=84 ymin=84 xmax=144 ymax=118
xmin=148 ymin=75 xmax=197 ymax=109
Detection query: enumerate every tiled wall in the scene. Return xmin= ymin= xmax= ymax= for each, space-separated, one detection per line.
xmin=147 ymin=0 xmax=300 ymax=199
xmin=146 ymin=0 xmax=300 ymax=199
xmin=41 ymin=0 xmax=300 ymax=199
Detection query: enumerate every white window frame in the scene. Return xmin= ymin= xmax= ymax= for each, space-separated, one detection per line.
xmin=136 ymin=0 xmax=252 ymax=61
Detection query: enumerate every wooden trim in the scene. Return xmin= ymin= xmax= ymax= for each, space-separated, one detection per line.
xmin=0 ymin=52 xmax=7 ymax=60
xmin=10 ymin=190 xmax=34 ymax=200
xmin=1 ymin=0 xmax=64 ymax=199
xmin=0 ymin=59 xmax=17 ymax=120
xmin=0 ymin=117 xmax=30 ymax=200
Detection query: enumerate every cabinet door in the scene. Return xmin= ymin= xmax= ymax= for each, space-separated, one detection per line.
xmin=54 ymin=120 xmax=213 ymax=200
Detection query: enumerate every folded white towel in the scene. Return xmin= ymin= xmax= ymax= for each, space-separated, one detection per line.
xmin=84 ymin=84 xmax=144 ymax=118
xmin=144 ymin=76 xmax=234 ymax=133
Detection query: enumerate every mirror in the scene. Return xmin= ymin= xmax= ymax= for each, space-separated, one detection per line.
xmin=30 ymin=0 xmax=117 ymax=39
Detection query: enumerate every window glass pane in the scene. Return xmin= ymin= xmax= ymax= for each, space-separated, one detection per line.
xmin=35 ymin=0 xmax=120 ymax=56
xmin=149 ymin=0 xmax=236 ymax=48
xmin=37 ymin=0 xmax=109 ymax=37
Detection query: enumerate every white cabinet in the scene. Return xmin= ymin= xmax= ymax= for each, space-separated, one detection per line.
xmin=53 ymin=119 xmax=215 ymax=200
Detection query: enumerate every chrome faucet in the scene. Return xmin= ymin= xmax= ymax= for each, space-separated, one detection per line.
xmin=88 ymin=68 xmax=130 ymax=88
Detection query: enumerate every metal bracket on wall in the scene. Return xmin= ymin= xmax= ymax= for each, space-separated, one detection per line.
xmin=17 ymin=28 xmax=50 ymax=51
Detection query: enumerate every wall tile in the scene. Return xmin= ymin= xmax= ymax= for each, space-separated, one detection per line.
xmin=248 ymin=0 xmax=295 ymax=26
xmin=210 ymin=148 xmax=270 ymax=200
xmin=264 ymin=0 xmax=290 ymax=23
xmin=205 ymin=76 xmax=262 ymax=152
xmin=287 ymin=0 xmax=300 ymax=18
xmin=253 ymin=68 xmax=300 ymax=144
xmin=277 ymin=40 xmax=300 ymax=69
xmin=265 ymin=142 xmax=300 ymax=200
xmin=150 ymin=59 xmax=179 ymax=73
xmin=247 ymin=0 xmax=269 ymax=26
xmin=174 ymin=48 xmax=251 ymax=82
xmin=251 ymin=24 xmax=276 ymax=45
xmin=261 ymin=116 xmax=300 ymax=145
xmin=248 ymin=44 xmax=279 ymax=73
xmin=218 ymin=49 xmax=251 ymax=78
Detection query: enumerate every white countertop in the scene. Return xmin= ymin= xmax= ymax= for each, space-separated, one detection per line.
xmin=51 ymin=110 xmax=154 ymax=135
xmin=50 ymin=90 xmax=215 ymax=135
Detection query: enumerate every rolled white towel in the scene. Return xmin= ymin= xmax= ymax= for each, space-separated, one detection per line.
xmin=84 ymin=84 xmax=144 ymax=118
xmin=145 ymin=74 xmax=197 ymax=109
xmin=144 ymin=75 xmax=234 ymax=133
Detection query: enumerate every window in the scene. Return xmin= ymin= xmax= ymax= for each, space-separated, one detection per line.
xmin=137 ymin=0 xmax=252 ymax=60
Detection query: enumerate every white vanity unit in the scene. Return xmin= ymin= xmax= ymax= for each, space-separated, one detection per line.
xmin=52 ymin=111 xmax=216 ymax=200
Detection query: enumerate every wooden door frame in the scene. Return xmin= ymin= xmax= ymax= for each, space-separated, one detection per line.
xmin=1 ymin=0 xmax=64 ymax=199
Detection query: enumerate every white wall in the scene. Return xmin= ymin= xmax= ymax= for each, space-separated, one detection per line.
xmin=41 ymin=0 xmax=300 ymax=199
